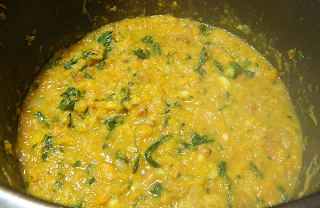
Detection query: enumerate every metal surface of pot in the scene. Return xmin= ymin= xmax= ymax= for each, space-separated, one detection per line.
xmin=0 ymin=0 xmax=319 ymax=207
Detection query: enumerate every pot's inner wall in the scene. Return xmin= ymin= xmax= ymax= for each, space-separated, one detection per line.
xmin=0 ymin=0 xmax=319 ymax=203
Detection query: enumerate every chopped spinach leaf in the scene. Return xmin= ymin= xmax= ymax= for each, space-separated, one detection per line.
xmin=42 ymin=134 xmax=53 ymax=149
xmin=192 ymin=132 xmax=213 ymax=146
xmin=79 ymin=64 xmax=87 ymax=72
xmin=214 ymin=60 xmax=223 ymax=72
xmin=218 ymin=161 xmax=226 ymax=177
xmin=121 ymin=87 xmax=131 ymax=103
xmin=229 ymin=62 xmax=243 ymax=79
xmin=81 ymin=50 xmax=93 ymax=60
xmin=63 ymin=56 xmax=80 ymax=70
xmin=145 ymin=134 xmax=173 ymax=168
xmin=98 ymin=31 xmax=113 ymax=47
xmin=89 ymin=177 xmax=95 ymax=185
xmin=153 ymin=43 xmax=161 ymax=55
xmin=42 ymin=151 xmax=49 ymax=162
xmin=73 ymin=161 xmax=81 ymax=167
xmin=133 ymin=154 xmax=140 ymax=174
xmin=73 ymin=203 xmax=83 ymax=208
xmin=96 ymin=60 xmax=105 ymax=68
xmin=132 ymin=49 xmax=150 ymax=59
xmin=250 ymin=161 xmax=263 ymax=178
xmin=278 ymin=185 xmax=288 ymax=202
xmin=163 ymin=116 xmax=170 ymax=127
xmin=67 ymin=113 xmax=72 ymax=128
xmin=31 ymin=143 xmax=38 ymax=150
xmin=195 ymin=47 xmax=208 ymax=77
xmin=104 ymin=116 xmax=125 ymax=132
xmin=198 ymin=24 xmax=211 ymax=36
xmin=47 ymin=57 xmax=62 ymax=69
xmin=58 ymin=87 xmax=82 ymax=110
xmin=186 ymin=54 xmax=192 ymax=61
xmin=115 ymin=150 xmax=130 ymax=163
xmin=55 ymin=181 xmax=63 ymax=187
xmin=141 ymin=35 xmax=153 ymax=43
xmin=150 ymin=182 xmax=163 ymax=197
xmin=34 ymin=111 xmax=49 ymax=127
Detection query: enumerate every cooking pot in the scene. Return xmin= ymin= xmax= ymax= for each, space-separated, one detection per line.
xmin=0 ymin=0 xmax=319 ymax=207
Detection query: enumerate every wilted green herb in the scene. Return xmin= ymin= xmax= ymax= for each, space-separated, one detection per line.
xmin=250 ymin=161 xmax=263 ymax=178
xmin=34 ymin=111 xmax=49 ymax=127
xmin=278 ymin=185 xmax=288 ymax=202
xmin=133 ymin=155 xmax=140 ymax=174
xmin=89 ymin=177 xmax=95 ymax=185
xmin=47 ymin=57 xmax=62 ymax=69
xmin=163 ymin=116 xmax=170 ymax=127
xmin=63 ymin=56 xmax=80 ymax=70
xmin=192 ymin=132 xmax=213 ymax=146
xmin=67 ymin=113 xmax=72 ymax=128
xmin=98 ymin=31 xmax=113 ymax=47
xmin=115 ymin=150 xmax=130 ymax=163
xmin=145 ymin=134 xmax=173 ymax=168
xmin=121 ymin=87 xmax=131 ymax=103
xmin=132 ymin=49 xmax=150 ymax=59
xmin=104 ymin=116 xmax=125 ymax=132
xmin=150 ymin=182 xmax=163 ymax=197
xmin=73 ymin=161 xmax=81 ymax=167
xmin=55 ymin=181 xmax=63 ymax=188
xmin=214 ymin=60 xmax=223 ymax=72
xmin=58 ymin=87 xmax=82 ymax=110
xmin=141 ymin=35 xmax=153 ymax=43
xmin=198 ymin=24 xmax=211 ymax=36
xmin=195 ymin=47 xmax=208 ymax=77
xmin=218 ymin=161 xmax=226 ymax=177
xmin=153 ymin=43 xmax=161 ymax=55
xmin=186 ymin=54 xmax=191 ymax=61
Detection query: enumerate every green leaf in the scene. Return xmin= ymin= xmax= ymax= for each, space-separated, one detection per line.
xmin=218 ymin=161 xmax=226 ymax=177
xmin=132 ymin=49 xmax=150 ymax=59
xmin=120 ymin=87 xmax=131 ymax=103
xmin=163 ymin=116 xmax=170 ymax=127
xmin=250 ymin=161 xmax=264 ymax=178
xmin=73 ymin=161 xmax=81 ymax=167
xmin=42 ymin=134 xmax=53 ymax=149
xmin=34 ymin=111 xmax=49 ymax=127
xmin=150 ymin=182 xmax=163 ymax=197
xmin=198 ymin=24 xmax=211 ymax=36
xmin=153 ymin=43 xmax=161 ymax=55
xmin=229 ymin=62 xmax=243 ymax=79
xmin=47 ymin=57 xmax=62 ymax=69
xmin=214 ymin=60 xmax=223 ymax=72
xmin=89 ymin=177 xmax=95 ymax=185
xmin=115 ymin=150 xmax=130 ymax=163
xmin=104 ymin=116 xmax=125 ymax=132
xmin=278 ymin=185 xmax=288 ymax=202
xmin=133 ymin=154 xmax=140 ymax=174
xmin=67 ymin=113 xmax=72 ymax=128
xmin=98 ymin=31 xmax=113 ymax=47
xmin=58 ymin=87 xmax=82 ymax=110
xmin=141 ymin=35 xmax=153 ymax=44
xmin=145 ymin=134 xmax=173 ymax=168
xmin=63 ymin=56 xmax=80 ymax=70
xmin=191 ymin=132 xmax=213 ymax=146
xmin=195 ymin=47 xmax=208 ymax=77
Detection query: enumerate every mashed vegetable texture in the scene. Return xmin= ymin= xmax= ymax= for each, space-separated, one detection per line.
xmin=16 ymin=16 xmax=303 ymax=208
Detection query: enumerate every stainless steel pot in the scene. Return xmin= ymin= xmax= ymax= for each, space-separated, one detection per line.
xmin=0 ymin=0 xmax=319 ymax=207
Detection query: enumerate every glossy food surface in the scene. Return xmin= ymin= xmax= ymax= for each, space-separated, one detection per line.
xmin=17 ymin=16 xmax=302 ymax=208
